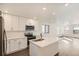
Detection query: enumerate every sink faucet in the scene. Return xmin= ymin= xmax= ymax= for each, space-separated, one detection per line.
xmin=40 ymin=33 xmax=43 ymax=40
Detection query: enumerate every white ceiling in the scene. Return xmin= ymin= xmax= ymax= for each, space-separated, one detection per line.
xmin=0 ymin=3 xmax=79 ymax=19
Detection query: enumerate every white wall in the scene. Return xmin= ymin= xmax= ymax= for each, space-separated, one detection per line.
xmin=36 ymin=16 xmax=58 ymax=41
xmin=56 ymin=6 xmax=79 ymax=35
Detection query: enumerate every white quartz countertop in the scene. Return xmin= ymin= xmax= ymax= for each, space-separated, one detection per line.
xmin=29 ymin=39 xmax=58 ymax=48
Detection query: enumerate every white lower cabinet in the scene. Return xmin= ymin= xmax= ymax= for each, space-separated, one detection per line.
xmin=10 ymin=39 xmax=16 ymax=53
xmin=20 ymin=39 xmax=27 ymax=49
xmin=29 ymin=40 xmax=58 ymax=56
xmin=6 ymin=38 xmax=27 ymax=54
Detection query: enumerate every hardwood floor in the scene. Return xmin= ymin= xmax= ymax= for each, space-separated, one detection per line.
xmin=5 ymin=48 xmax=59 ymax=56
xmin=6 ymin=48 xmax=29 ymax=56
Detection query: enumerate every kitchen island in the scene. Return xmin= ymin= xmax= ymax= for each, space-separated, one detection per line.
xmin=29 ymin=39 xmax=59 ymax=56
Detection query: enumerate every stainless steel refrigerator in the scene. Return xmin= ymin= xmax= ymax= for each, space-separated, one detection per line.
xmin=0 ymin=11 xmax=5 ymax=56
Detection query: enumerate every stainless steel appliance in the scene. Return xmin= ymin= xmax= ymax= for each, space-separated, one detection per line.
xmin=25 ymin=25 xmax=36 ymax=47
xmin=0 ymin=11 xmax=5 ymax=56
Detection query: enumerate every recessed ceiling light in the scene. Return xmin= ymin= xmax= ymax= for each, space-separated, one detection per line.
xmin=65 ymin=3 xmax=69 ymax=7
xmin=42 ymin=7 xmax=47 ymax=10
xmin=4 ymin=11 xmax=8 ymax=13
xmin=52 ymin=12 xmax=56 ymax=15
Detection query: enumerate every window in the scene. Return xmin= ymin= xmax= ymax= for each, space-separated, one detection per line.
xmin=42 ymin=25 xmax=49 ymax=34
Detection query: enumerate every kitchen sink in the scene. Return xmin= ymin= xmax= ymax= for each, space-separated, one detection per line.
xmin=33 ymin=39 xmax=44 ymax=42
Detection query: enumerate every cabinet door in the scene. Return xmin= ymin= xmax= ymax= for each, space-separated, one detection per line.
xmin=22 ymin=38 xmax=27 ymax=49
xmin=16 ymin=39 xmax=22 ymax=51
xmin=6 ymin=38 xmax=27 ymax=54
xmin=18 ymin=17 xmax=26 ymax=31
xmin=11 ymin=16 xmax=19 ymax=31
xmin=19 ymin=38 xmax=27 ymax=49
xmin=10 ymin=39 xmax=16 ymax=53
xmin=6 ymin=40 xmax=10 ymax=54
xmin=6 ymin=39 xmax=20 ymax=54
xmin=13 ymin=39 xmax=19 ymax=51
xmin=3 ymin=14 xmax=12 ymax=31
xmin=15 ymin=38 xmax=27 ymax=51
xmin=6 ymin=39 xmax=15 ymax=54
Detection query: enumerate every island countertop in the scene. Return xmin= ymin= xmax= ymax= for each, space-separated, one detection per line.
xmin=29 ymin=39 xmax=58 ymax=48
xmin=29 ymin=38 xmax=59 ymax=56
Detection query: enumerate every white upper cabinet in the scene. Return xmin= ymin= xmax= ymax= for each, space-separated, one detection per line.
xmin=3 ymin=14 xmax=13 ymax=31
xmin=11 ymin=16 xmax=19 ymax=31
xmin=3 ymin=13 xmax=27 ymax=31
xmin=18 ymin=17 xmax=26 ymax=31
